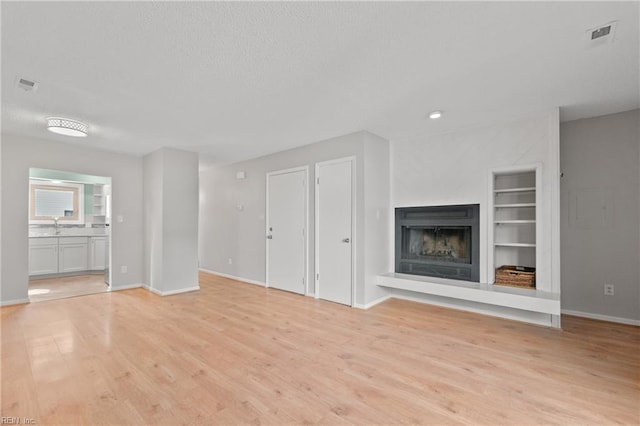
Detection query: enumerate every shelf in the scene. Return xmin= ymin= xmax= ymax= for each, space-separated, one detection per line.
xmin=495 ymin=203 xmax=535 ymax=208
xmin=491 ymin=168 xmax=540 ymax=296
xmin=494 ymin=220 xmax=536 ymax=224
xmin=495 ymin=242 xmax=536 ymax=247
xmin=494 ymin=187 xmax=536 ymax=194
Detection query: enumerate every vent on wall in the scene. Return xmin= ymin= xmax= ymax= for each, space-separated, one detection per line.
xmin=586 ymin=21 xmax=617 ymax=45
xmin=16 ymin=76 xmax=39 ymax=92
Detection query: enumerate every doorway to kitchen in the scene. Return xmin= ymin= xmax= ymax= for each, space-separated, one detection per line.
xmin=28 ymin=168 xmax=112 ymax=303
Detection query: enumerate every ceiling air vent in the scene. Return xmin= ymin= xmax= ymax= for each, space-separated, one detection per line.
xmin=591 ymin=26 xmax=611 ymax=40
xmin=586 ymin=21 xmax=617 ymax=45
xmin=16 ymin=77 xmax=39 ymax=92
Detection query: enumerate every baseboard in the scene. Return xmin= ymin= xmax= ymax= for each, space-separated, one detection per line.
xmin=143 ymin=285 xmax=200 ymax=296
xmin=109 ymin=283 xmax=142 ymax=291
xmin=0 ymin=298 xmax=30 ymax=307
xmin=562 ymin=309 xmax=640 ymax=326
xmin=199 ymin=268 xmax=266 ymax=287
xmin=354 ymin=295 xmax=391 ymax=310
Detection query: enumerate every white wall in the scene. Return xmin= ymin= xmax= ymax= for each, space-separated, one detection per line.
xmin=144 ymin=149 xmax=164 ymax=291
xmin=144 ymin=148 xmax=199 ymax=294
xmin=560 ymin=109 xmax=639 ymax=322
xmin=363 ymin=132 xmax=391 ymax=305
xmin=0 ymin=136 xmax=2 ymax=296
xmin=1 ymin=134 xmax=144 ymax=304
xmin=0 ymin=137 xmax=3 ymax=300
xmin=199 ymin=131 xmax=390 ymax=306
xmin=161 ymin=148 xmax=199 ymax=292
xmin=390 ymin=110 xmax=561 ymax=293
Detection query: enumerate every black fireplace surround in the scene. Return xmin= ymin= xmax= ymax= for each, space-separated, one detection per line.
xmin=395 ymin=204 xmax=480 ymax=282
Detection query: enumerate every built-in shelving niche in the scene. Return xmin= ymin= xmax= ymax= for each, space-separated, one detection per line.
xmin=488 ymin=165 xmax=542 ymax=287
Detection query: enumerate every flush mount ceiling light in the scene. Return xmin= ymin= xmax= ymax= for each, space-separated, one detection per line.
xmin=428 ymin=110 xmax=443 ymax=120
xmin=46 ymin=117 xmax=88 ymax=137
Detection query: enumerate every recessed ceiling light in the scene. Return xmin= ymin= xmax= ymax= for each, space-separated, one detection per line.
xmin=428 ymin=110 xmax=443 ymax=120
xmin=46 ymin=117 xmax=88 ymax=137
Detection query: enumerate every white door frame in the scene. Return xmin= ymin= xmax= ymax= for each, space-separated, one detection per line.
xmin=265 ymin=165 xmax=310 ymax=295
xmin=314 ymin=156 xmax=356 ymax=307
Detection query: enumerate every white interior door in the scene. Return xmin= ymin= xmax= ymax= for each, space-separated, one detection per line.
xmin=316 ymin=158 xmax=353 ymax=306
xmin=267 ymin=168 xmax=307 ymax=295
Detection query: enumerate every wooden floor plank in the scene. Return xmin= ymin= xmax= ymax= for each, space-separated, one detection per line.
xmin=1 ymin=271 xmax=638 ymax=425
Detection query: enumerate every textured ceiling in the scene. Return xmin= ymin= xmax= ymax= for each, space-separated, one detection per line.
xmin=2 ymin=2 xmax=638 ymax=166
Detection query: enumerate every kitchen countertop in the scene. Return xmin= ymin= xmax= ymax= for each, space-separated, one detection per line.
xmin=29 ymin=232 xmax=109 ymax=238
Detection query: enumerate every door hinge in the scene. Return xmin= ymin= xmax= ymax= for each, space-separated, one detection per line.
xmin=316 ymin=177 xmax=320 ymax=184
xmin=316 ymin=273 xmax=319 ymax=281
xmin=302 ymin=277 xmax=305 ymax=285
xmin=302 ymin=228 xmax=305 ymax=236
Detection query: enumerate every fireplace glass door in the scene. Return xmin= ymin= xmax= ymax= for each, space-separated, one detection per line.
xmin=402 ymin=226 xmax=472 ymax=264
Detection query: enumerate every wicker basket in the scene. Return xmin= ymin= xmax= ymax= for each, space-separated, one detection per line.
xmin=495 ymin=265 xmax=536 ymax=289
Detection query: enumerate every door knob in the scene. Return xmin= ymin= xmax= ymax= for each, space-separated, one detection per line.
xmin=342 ymin=238 xmax=350 ymax=243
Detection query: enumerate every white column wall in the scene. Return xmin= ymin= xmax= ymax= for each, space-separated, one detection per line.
xmin=143 ymin=148 xmax=199 ymax=295
xmin=144 ymin=149 xmax=165 ymax=292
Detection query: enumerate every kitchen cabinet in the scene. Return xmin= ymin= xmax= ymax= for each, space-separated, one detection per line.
xmin=89 ymin=236 xmax=107 ymax=270
xmin=29 ymin=235 xmax=107 ymax=276
xmin=58 ymin=237 xmax=89 ymax=273
xmin=28 ymin=237 xmax=59 ymax=275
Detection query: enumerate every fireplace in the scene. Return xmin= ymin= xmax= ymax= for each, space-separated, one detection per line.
xmin=395 ymin=204 xmax=480 ymax=281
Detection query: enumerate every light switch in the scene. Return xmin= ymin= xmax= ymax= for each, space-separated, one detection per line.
xmin=117 ymin=215 xmax=124 ymax=223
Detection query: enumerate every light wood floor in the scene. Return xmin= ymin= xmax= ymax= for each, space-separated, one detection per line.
xmin=2 ymin=272 xmax=638 ymax=425
xmin=28 ymin=274 xmax=108 ymax=303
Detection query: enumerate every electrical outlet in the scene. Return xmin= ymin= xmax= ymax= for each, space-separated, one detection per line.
xmin=228 ymin=258 xmax=233 ymax=265
xmin=121 ymin=265 xmax=128 ymax=274
xmin=604 ymin=283 xmax=614 ymax=296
